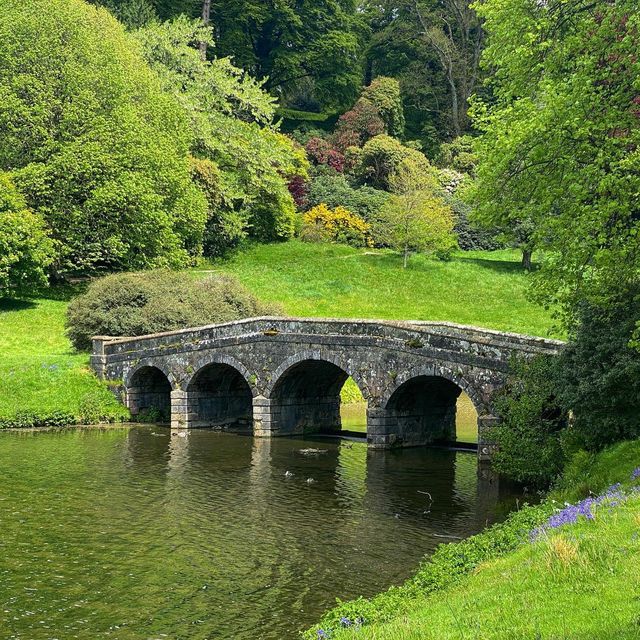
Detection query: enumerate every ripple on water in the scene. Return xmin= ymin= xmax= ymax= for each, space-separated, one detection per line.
xmin=0 ymin=426 xmax=524 ymax=640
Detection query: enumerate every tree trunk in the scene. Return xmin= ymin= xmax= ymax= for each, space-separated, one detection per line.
xmin=403 ymin=246 xmax=409 ymax=268
xmin=199 ymin=0 xmax=212 ymax=60
xmin=521 ymin=248 xmax=533 ymax=271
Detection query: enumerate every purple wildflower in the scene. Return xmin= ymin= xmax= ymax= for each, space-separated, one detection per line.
xmin=317 ymin=630 xmax=329 ymax=639
xmin=340 ymin=617 xmax=352 ymax=628
xmin=631 ymin=467 xmax=640 ymax=481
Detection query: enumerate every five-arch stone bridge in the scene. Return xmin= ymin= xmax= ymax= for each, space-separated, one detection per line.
xmin=91 ymin=317 xmax=562 ymax=460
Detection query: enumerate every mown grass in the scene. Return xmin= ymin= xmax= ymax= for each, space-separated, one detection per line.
xmin=0 ymin=241 xmax=555 ymax=424
xmin=309 ymin=440 xmax=640 ymax=640
xmin=202 ymin=241 xmax=558 ymax=338
xmin=0 ymin=295 xmax=127 ymax=423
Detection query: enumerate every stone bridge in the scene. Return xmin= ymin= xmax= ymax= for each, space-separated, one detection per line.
xmin=91 ymin=317 xmax=562 ymax=460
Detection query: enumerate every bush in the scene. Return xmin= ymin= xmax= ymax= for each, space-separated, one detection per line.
xmin=65 ymin=271 xmax=280 ymax=351
xmin=301 ymin=204 xmax=372 ymax=248
xmin=305 ymin=174 xmax=389 ymax=220
xmin=491 ymin=355 xmax=567 ymax=488
xmin=554 ymin=288 xmax=640 ymax=451
xmin=353 ymin=135 xmax=436 ymax=191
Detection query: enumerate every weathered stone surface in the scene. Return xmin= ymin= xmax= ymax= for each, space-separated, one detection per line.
xmin=91 ymin=317 xmax=563 ymax=460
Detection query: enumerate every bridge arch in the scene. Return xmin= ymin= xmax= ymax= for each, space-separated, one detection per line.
xmin=375 ymin=364 xmax=486 ymax=447
xmin=185 ymin=356 xmax=255 ymax=431
xmin=265 ymin=350 xmax=369 ymax=437
xmin=126 ymin=363 xmax=174 ymax=422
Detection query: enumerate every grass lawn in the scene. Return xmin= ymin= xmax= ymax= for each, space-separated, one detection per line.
xmin=0 ymin=241 xmax=556 ymax=424
xmin=202 ymin=241 xmax=558 ymax=338
xmin=333 ymin=494 xmax=640 ymax=639
xmin=0 ymin=295 xmax=127 ymax=423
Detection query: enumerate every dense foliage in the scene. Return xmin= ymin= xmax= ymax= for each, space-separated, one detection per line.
xmin=1 ymin=0 xmax=207 ymax=277
xmin=135 ymin=18 xmax=306 ymax=251
xmin=66 ymin=271 xmax=279 ymax=350
xmin=0 ymin=174 xmax=52 ymax=294
xmin=471 ymin=0 xmax=640 ymax=321
xmin=491 ymin=355 xmax=567 ymax=487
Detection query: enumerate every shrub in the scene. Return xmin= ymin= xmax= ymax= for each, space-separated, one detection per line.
xmin=301 ymin=204 xmax=372 ymax=248
xmin=65 ymin=271 xmax=280 ymax=351
xmin=353 ymin=135 xmax=436 ymax=191
xmin=361 ymin=77 xmax=405 ymax=139
xmin=553 ymin=288 xmax=640 ymax=452
xmin=305 ymin=174 xmax=389 ymax=221
xmin=491 ymin=355 xmax=567 ymax=488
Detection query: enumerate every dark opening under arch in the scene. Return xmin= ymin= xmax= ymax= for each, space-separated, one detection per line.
xmin=270 ymin=359 xmax=357 ymax=436
xmin=128 ymin=366 xmax=172 ymax=422
xmin=384 ymin=375 xmax=465 ymax=447
xmin=187 ymin=363 xmax=253 ymax=431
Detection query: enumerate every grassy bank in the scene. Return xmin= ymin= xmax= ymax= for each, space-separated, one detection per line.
xmin=0 ymin=295 xmax=128 ymax=426
xmin=0 ymin=242 xmax=555 ymax=425
xmin=307 ymin=440 xmax=640 ymax=639
xmin=204 ymin=242 xmax=557 ymax=337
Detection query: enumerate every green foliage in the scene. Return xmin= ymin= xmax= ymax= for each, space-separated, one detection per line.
xmin=354 ymin=135 xmax=435 ymax=190
xmin=97 ymin=0 xmax=158 ymax=28
xmin=0 ymin=410 xmax=76 ymax=430
xmin=471 ymin=0 xmax=640 ymax=324
xmin=65 ymin=270 xmax=279 ymax=351
xmin=371 ymin=160 xmax=457 ymax=266
xmin=361 ymin=77 xmax=405 ymax=139
xmin=135 ymin=17 xmax=306 ymax=248
xmin=306 ymin=174 xmax=389 ymax=220
xmin=0 ymin=173 xmax=53 ymax=295
xmin=438 ymin=135 xmax=477 ymax=175
xmin=553 ymin=289 xmax=640 ymax=452
xmin=0 ymin=0 xmax=206 ymax=277
xmin=491 ymin=355 xmax=567 ymax=488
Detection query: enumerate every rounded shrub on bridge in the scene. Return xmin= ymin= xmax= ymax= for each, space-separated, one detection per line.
xmin=66 ymin=271 xmax=281 ymax=351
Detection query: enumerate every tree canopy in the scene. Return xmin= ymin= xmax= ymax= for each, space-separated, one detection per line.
xmin=0 ymin=0 xmax=207 ymax=277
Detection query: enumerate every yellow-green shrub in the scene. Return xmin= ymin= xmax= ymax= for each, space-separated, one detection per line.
xmin=301 ymin=203 xmax=372 ymax=248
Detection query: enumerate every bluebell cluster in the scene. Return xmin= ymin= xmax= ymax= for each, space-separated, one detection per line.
xmin=316 ymin=617 xmax=363 ymax=638
xmin=531 ymin=468 xmax=640 ymax=541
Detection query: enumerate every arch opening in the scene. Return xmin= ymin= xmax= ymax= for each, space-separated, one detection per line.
xmin=383 ymin=375 xmax=474 ymax=447
xmin=187 ymin=363 xmax=253 ymax=431
xmin=270 ymin=359 xmax=363 ymax=436
xmin=128 ymin=366 xmax=172 ymax=422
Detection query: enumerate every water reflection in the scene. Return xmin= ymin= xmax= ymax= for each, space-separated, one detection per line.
xmin=0 ymin=427 xmax=525 ymax=640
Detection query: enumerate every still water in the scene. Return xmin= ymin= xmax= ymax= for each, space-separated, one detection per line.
xmin=0 ymin=425 xmax=522 ymax=640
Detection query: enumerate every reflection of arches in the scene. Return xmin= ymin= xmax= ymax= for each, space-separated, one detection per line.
xmin=268 ymin=355 xmax=366 ymax=436
xmin=186 ymin=362 xmax=253 ymax=430
xmin=127 ymin=365 xmax=172 ymax=422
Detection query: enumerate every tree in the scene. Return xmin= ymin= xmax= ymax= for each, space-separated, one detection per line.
xmin=0 ymin=174 xmax=53 ymax=295
xmin=146 ymin=0 xmax=366 ymax=112
xmin=135 ymin=17 xmax=307 ymax=250
xmin=0 ymin=0 xmax=207 ymax=277
xmin=372 ymin=159 xmax=456 ymax=266
xmin=470 ymin=0 xmax=640 ymax=324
